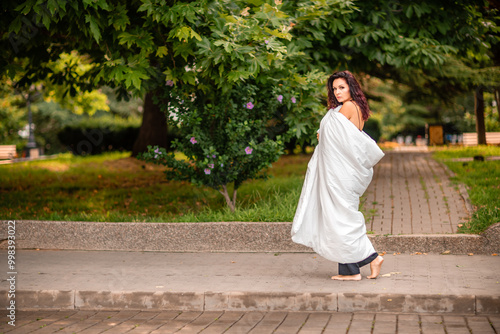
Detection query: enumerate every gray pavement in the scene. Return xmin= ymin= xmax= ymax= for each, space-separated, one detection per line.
xmin=1 ymin=150 xmax=499 ymax=322
xmin=364 ymin=151 xmax=471 ymax=235
xmin=1 ymin=310 xmax=499 ymax=334
xmin=1 ymin=250 xmax=499 ymax=313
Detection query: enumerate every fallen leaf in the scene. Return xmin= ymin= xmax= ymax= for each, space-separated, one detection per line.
xmin=387 ymin=299 xmax=392 ymax=302
xmin=381 ymin=273 xmax=392 ymax=277
xmin=231 ymin=261 xmax=236 ymax=263
xmin=442 ymin=250 xmax=451 ymax=255
xmin=380 ymin=251 xmax=387 ymax=256
xmin=414 ymin=252 xmax=422 ymax=255
xmin=458 ymin=224 xmax=463 ymax=227
xmin=468 ymin=253 xmax=474 ymax=256
xmin=492 ymin=253 xmax=498 ymax=256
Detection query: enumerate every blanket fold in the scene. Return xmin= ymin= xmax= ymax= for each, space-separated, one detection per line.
xmin=291 ymin=106 xmax=385 ymax=263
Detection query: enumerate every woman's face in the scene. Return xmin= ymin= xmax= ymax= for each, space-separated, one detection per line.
xmin=332 ymin=78 xmax=351 ymax=103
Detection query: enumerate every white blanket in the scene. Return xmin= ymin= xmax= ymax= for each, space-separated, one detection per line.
xmin=291 ymin=106 xmax=385 ymax=264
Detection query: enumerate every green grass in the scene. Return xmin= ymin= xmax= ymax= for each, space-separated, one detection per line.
xmin=432 ymin=146 xmax=500 ymax=234
xmin=0 ymin=151 xmax=309 ymax=222
xmin=431 ymin=145 xmax=500 ymax=159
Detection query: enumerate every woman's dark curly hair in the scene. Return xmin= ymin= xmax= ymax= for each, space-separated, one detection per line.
xmin=327 ymin=70 xmax=371 ymax=121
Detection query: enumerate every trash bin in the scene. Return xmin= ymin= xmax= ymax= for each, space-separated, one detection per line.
xmin=427 ymin=124 xmax=444 ymax=145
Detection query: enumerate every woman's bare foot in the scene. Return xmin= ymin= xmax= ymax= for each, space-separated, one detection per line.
xmin=367 ymin=256 xmax=384 ymax=279
xmin=331 ymin=274 xmax=362 ymax=281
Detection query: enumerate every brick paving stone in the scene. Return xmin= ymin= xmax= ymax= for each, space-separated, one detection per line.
xmin=149 ymin=311 xmax=203 ymax=334
xmin=200 ymin=311 xmax=245 ymax=334
xmin=373 ymin=314 xmax=397 ymax=334
xmin=273 ymin=312 xmax=309 ymax=334
xmin=489 ymin=316 xmax=500 ymax=333
xmin=296 ymin=312 xmax=330 ymax=333
xmin=96 ymin=311 xmax=160 ymax=334
xmin=1 ymin=311 xmax=499 ymax=334
xmin=127 ymin=311 xmax=180 ymax=334
xmin=76 ymin=310 xmax=141 ymax=334
xmin=248 ymin=311 xmax=287 ymax=334
xmin=347 ymin=313 xmax=374 ymax=333
xmin=420 ymin=315 xmax=446 ymax=334
xmin=223 ymin=311 xmax=265 ymax=334
xmin=28 ymin=310 xmax=97 ymax=334
xmin=467 ymin=316 xmax=496 ymax=334
xmin=62 ymin=311 xmax=149 ymax=334
xmin=366 ymin=152 xmax=469 ymax=235
xmin=175 ymin=311 xmax=224 ymax=334
xmin=0 ymin=310 xmax=58 ymax=331
xmin=442 ymin=315 xmax=470 ymax=334
xmin=3 ymin=310 xmax=78 ymax=334
xmin=322 ymin=313 xmax=352 ymax=334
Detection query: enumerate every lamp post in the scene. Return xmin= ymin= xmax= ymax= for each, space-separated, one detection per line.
xmin=24 ymin=88 xmax=40 ymax=158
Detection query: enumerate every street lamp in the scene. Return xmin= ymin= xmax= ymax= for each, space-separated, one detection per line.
xmin=23 ymin=85 xmax=41 ymax=158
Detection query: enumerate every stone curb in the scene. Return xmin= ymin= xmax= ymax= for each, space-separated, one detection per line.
xmin=1 ymin=221 xmax=499 ymax=254
xmin=2 ymin=290 xmax=498 ymax=315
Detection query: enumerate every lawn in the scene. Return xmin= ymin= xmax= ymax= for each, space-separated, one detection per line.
xmin=431 ymin=145 xmax=500 ymax=234
xmin=2 ymin=146 xmax=498 ymax=233
xmin=0 ymin=151 xmax=308 ymax=222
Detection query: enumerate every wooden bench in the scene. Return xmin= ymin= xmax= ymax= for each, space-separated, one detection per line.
xmin=462 ymin=132 xmax=500 ymax=146
xmin=0 ymin=145 xmax=17 ymax=160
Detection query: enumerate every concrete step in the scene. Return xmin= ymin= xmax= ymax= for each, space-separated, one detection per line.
xmin=1 ymin=250 xmax=499 ymax=314
xmin=3 ymin=220 xmax=499 ymax=254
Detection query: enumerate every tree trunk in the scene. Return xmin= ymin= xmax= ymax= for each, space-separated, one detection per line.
xmin=474 ymin=87 xmax=487 ymax=145
xmin=219 ymin=184 xmax=237 ymax=212
xmin=132 ymin=91 xmax=168 ymax=156
xmin=495 ymin=88 xmax=500 ymax=122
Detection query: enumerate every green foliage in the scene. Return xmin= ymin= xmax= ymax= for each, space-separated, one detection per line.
xmin=138 ymin=82 xmax=287 ymax=210
xmin=57 ymin=115 xmax=142 ymax=155
xmin=443 ymin=160 xmax=499 ymax=234
xmin=0 ymin=152 xmax=308 ymax=222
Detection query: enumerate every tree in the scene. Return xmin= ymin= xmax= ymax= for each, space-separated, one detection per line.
xmin=3 ymin=1 xmax=498 ymax=150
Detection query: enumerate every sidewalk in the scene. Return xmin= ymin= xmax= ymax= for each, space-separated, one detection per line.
xmin=1 ymin=310 xmax=499 ymax=333
xmin=1 ymin=250 xmax=499 ymax=314
xmin=364 ymin=151 xmax=471 ymax=235
xmin=1 ymin=150 xmax=499 ymax=321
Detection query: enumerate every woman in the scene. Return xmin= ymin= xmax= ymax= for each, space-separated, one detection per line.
xmin=291 ymin=70 xmax=385 ymax=281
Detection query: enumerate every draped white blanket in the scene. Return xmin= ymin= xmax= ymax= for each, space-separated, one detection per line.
xmin=291 ymin=106 xmax=385 ymax=264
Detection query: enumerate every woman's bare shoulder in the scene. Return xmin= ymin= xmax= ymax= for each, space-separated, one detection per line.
xmin=339 ymin=101 xmax=357 ymax=119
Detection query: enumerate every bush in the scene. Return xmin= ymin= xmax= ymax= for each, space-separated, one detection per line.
xmin=364 ymin=117 xmax=382 ymax=142
xmin=57 ymin=116 xmax=140 ymax=155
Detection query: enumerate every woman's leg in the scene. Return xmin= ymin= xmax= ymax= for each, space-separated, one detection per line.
xmin=331 ymin=253 xmax=382 ymax=280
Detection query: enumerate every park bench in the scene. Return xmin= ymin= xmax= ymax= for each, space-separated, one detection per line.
xmin=462 ymin=132 xmax=500 ymax=146
xmin=0 ymin=145 xmax=17 ymax=160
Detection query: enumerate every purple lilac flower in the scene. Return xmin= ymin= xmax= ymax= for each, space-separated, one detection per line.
xmin=245 ymin=146 xmax=253 ymax=155
xmin=190 ymin=137 xmax=197 ymax=144
xmin=246 ymin=102 xmax=254 ymax=109
xmin=208 ymin=163 xmax=214 ymax=169
xmin=221 ymin=163 xmax=224 ymax=167
xmin=265 ymin=40 xmax=269 ymax=44
xmin=204 ymin=168 xmax=211 ymax=175
xmin=155 ymin=154 xmax=158 ymax=159
xmin=212 ymin=154 xmax=216 ymax=158
xmin=166 ymin=80 xmax=174 ymax=87
xmin=277 ymin=95 xmax=283 ymax=103
xmin=291 ymin=97 xmax=296 ymax=103
xmin=154 ymin=148 xmax=162 ymax=154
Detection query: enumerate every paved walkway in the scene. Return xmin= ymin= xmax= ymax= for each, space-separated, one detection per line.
xmin=364 ymin=151 xmax=470 ymax=235
xmin=1 ymin=310 xmax=499 ymax=334
xmin=2 ymin=250 xmax=499 ymax=313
